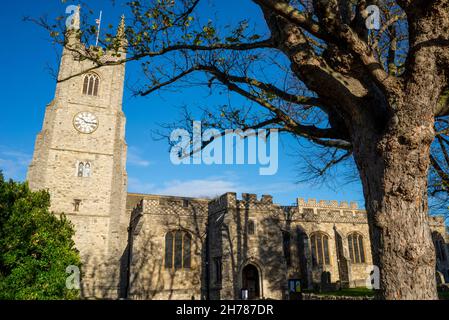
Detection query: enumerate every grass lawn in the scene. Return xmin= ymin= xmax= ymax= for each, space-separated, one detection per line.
xmin=438 ymin=291 xmax=449 ymax=300
xmin=306 ymin=287 xmax=375 ymax=297
xmin=305 ymin=288 xmax=449 ymax=299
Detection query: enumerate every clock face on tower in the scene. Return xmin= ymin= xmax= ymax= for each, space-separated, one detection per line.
xmin=73 ymin=112 xmax=99 ymax=134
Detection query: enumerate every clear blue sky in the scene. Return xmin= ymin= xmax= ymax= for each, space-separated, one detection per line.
xmin=0 ymin=0 xmax=364 ymax=206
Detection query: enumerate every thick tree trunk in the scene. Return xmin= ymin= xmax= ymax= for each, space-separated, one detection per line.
xmin=255 ymin=0 xmax=447 ymax=299
xmin=352 ymin=97 xmax=438 ymax=300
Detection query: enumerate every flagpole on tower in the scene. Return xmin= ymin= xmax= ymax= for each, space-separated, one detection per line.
xmin=95 ymin=11 xmax=102 ymax=46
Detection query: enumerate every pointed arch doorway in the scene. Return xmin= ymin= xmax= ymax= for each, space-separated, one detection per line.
xmin=242 ymin=264 xmax=260 ymax=299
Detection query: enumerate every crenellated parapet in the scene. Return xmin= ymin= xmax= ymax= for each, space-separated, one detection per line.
xmin=297 ymin=198 xmax=359 ymax=209
xmin=57 ymin=5 xmax=127 ymax=105
xmin=208 ymin=192 xmax=281 ymax=215
xmin=128 ymin=192 xmax=372 ymax=227
xmin=206 ymin=193 xmax=368 ymax=224
xmin=127 ymin=193 xmax=209 ymax=217
xmin=208 ymin=192 xmax=236 ymax=213
xmin=65 ymin=6 xmax=127 ymax=59
xmin=295 ymin=207 xmax=367 ymax=224
xmin=295 ymin=197 xmax=366 ymax=224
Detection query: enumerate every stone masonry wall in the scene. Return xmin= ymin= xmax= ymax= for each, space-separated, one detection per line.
xmin=127 ymin=194 xmax=208 ymax=300
xmin=290 ymin=198 xmax=373 ymax=289
xmin=127 ymin=192 xmax=449 ymax=300
xmin=207 ymin=193 xmax=288 ymax=300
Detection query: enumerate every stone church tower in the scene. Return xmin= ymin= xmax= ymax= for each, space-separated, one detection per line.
xmin=27 ymin=8 xmax=128 ymax=298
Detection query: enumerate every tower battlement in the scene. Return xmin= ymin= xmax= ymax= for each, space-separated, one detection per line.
xmin=209 ymin=192 xmax=279 ymax=214
xmin=297 ymin=198 xmax=359 ymax=209
xmin=207 ymin=192 xmax=366 ymax=224
xmin=208 ymin=193 xmax=364 ymax=211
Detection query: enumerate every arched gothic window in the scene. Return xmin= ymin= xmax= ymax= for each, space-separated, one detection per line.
xmin=84 ymin=162 xmax=91 ymax=177
xmin=310 ymin=232 xmax=330 ymax=266
xmin=165 ymin=231 xmax=192 ymax=270
xmin=77 ymin=161 xmax=91 ymax=177
xmin=77 ymin=162 xmax=84 ymax=177
xmin=82 ymin=73 xmax=100 ymax=96
xmin=348 ymin=232 xmax=366 ymax=264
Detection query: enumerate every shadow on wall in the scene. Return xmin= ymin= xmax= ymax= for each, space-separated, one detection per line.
xmin=210 ymin=195 xmax=288 ymax=300
xmin=209 ymin=196 xmax=254 ymax=299
xmin=121 ymin=199 xmax=207 ymax=300
xmin=78 ymin=254 xmax=124 ymax=299
xmin=256 ymin=214 xmax=289 ymax=299
xmin=281 ymin=208 xmax=312 ymax=291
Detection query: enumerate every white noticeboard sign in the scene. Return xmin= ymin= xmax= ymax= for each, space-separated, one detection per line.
xmin=241 ymin=289 xmax=249 ymax=300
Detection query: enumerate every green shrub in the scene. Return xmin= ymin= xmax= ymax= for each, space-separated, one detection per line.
xmin=0 ymin=172 xmax=81 ymax=299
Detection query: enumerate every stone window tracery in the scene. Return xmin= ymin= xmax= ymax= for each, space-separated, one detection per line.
xmin=165 ymin=230 xmax=191 ymax=270
xmin=310 ymin=232 xmax=330 ymax=266
xmin=82 ymin=73 xmax=100 ymax=96
xmin=77 ymin=162 xmax=84 ymax=177
xmin=77 ymin=161 xmax=92 ymax=177
xmin=348 ymin=232 xmax=366 ymax=264
xmin=84 ymin=162 xmax=91 ymax=177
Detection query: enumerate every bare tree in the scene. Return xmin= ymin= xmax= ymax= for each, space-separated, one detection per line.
xmin=37 ymin=0 xmax=449 ymax=299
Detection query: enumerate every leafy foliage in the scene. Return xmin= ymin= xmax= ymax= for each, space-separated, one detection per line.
xmin=0 ymin=172 xmax=81 ymax=300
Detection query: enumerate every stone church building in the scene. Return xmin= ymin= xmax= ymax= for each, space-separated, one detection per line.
xmin=27 ymin=10 xmax=449 ymax=300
